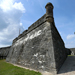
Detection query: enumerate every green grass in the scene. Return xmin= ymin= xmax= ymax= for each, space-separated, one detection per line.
xmin=68 ymin=55 xmax=75 ymax=56
xmin=0 ymin=59 xmax=41 ymax=75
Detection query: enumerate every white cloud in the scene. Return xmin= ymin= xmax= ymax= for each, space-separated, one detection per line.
xmin=13 ymin=2 xmax=25 ymax=13
xmin=65 ymin=34 xmax=75 ymax=48
xmin=0 ymin=0 xmax=25 ymax=12
xmin=0 ymin=0 xmax=14 ymax=12
xmin=67 ymin=34 xmax=75 ymax=40
xmin=65 ymin=40 xmax=75 ymax=48
xmin=0 ymin=0 xmax=25 ymax=47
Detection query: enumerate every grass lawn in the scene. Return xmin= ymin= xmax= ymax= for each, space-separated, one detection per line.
xmin=0 ymin=59 xmax=41 ymax=75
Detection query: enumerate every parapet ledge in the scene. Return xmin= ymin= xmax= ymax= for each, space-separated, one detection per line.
xmin=13 ymin=14 xmax=46 ymax=44
xmin=19 ymin=30 xmax=28 ymax=39
xmin=13 ymin=30 xmax=28 ymax=43
xmin=28 ymin=14 xmax=46 ymax=32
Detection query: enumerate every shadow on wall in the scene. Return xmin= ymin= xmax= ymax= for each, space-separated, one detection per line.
xmin=0 ymin=56 xmax=7 ymax=59
xmin=58 ymin=56 xmax=75 ymax=74
xmin=0 ymin=46 xmax=11 ymax=59
xmin=65 ymin=48 xmax=71 ymax=55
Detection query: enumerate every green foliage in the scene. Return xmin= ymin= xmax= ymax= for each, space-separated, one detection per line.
xmin=0 ymin=60 xmax=41 ymax=75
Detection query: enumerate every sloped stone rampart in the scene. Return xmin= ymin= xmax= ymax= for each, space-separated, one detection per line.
xmin=6 ymin=2 xmax=70 ymax=75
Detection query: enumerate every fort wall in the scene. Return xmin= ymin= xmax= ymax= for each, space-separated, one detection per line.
xmin=0 ymin=46 xmax=11 ymax=59
xmin=6 ymin=14 xmax=57 ymax=73
xmin=6 ymin=3 xmax=69 ymax=75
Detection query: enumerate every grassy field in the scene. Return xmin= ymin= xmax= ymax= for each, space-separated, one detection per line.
xmin=0 ymin=59 xmax=41 ymax=75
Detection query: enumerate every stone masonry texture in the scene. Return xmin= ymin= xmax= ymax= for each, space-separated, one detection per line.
xmin=0 ymin=46 xmax=11 ymax=59
xmin=6 ymin=2 xmax=71 ymax=75
xmin=6 ymin=15 xmax=56 ymax=73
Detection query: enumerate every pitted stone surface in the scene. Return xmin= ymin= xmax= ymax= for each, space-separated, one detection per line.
xmin=6 ymin=18 xmax=68 ymax=74
xmin=6 ymin=21 xmax=55 ymax=73
xmin=6 ymin=2 xmax=70 ymax=75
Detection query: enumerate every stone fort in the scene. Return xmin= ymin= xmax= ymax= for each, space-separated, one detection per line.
xmin=0 ymin=2 xmax=75 ymax=75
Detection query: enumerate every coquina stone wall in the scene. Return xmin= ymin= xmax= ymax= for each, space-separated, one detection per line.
xmin=6 ymin=2 xmax=69 ymax=75
xmin=7 ymin=14 xmax=57 ymax=74
xmin=0 ymin=46 xmax=11 ymax=59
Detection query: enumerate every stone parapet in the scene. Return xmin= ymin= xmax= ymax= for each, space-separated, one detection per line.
xmin=13 ymin=14 xmax=46 ymax=44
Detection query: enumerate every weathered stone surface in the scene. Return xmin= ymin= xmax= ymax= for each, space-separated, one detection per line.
xmin=0 ymin=46 xmax=11 ymax=59
xmin=6 ymin=2 xmax=69 ymax=75
xmin=6 ymin=21 xmax=56 ymax=73
xmin=13 ymin=14 xmax=46 ymax=44
xmin=45 ymin=2 xmax=54 ymax=22
xmin=51 ymin=22 xmax=67 ymax=72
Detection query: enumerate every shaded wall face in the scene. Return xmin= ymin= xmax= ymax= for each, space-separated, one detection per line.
xmin=51 ymin=22 xmax=67 ymax=72
xmin=0 ymin=46 xmax=10 ymax=59
xmin=6 ymin=22 xmax=56 ymax=72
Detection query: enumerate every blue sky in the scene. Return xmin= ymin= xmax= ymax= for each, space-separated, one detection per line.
xmin=0 ymin=0 xmax=75 ymax=48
